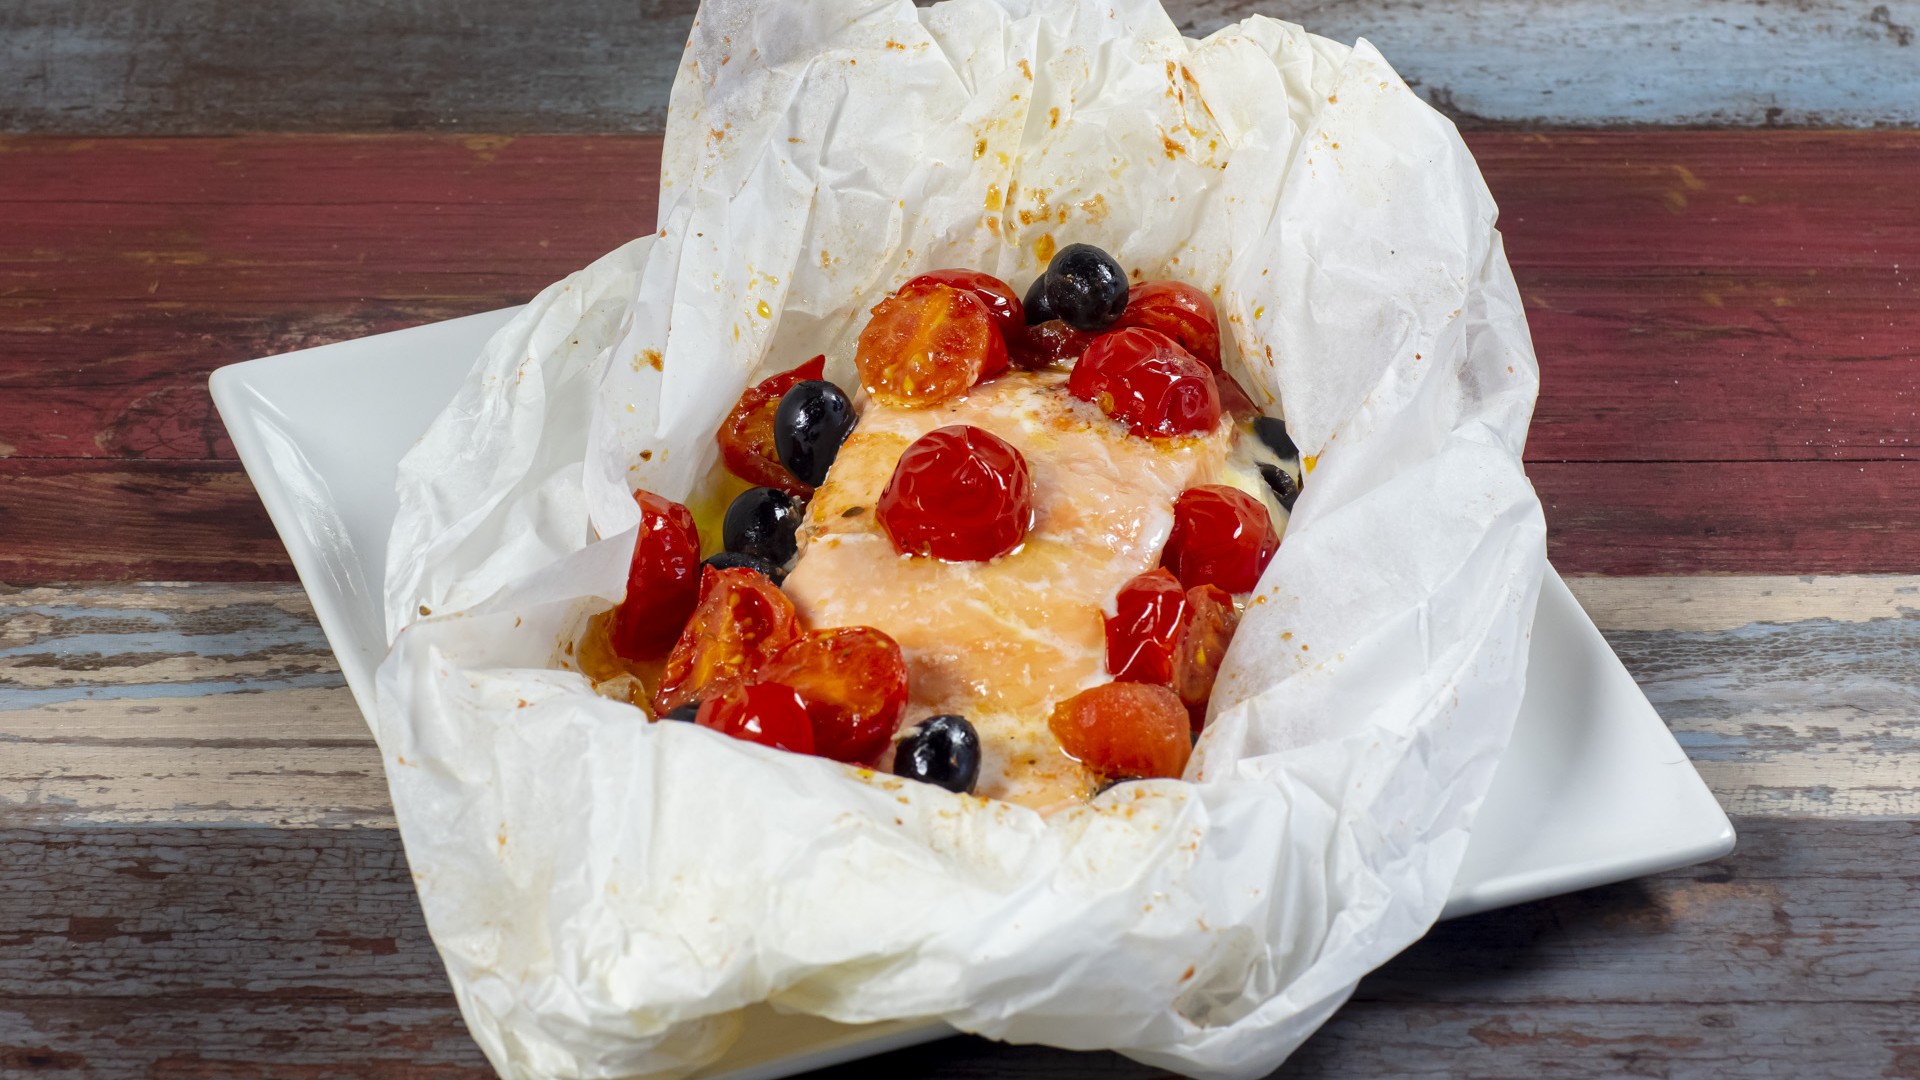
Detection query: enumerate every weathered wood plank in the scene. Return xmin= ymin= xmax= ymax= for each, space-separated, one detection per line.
xmin=1534 ymin=460 xmax=1920 ymax=576
xmin=0 ymin=820 xmax=1913 ymax=1077
xmin=10 ymin=456 xmax=1920 ymax=580
xmin=3 ymin=132 xmax=1917 ymax=466
xmin=0 ymin=997 xmax=492 ymax=1078
xmin=3 ymin=0 xmax=1918 ymax=132
xmin=6 ymin=580 xmax=1916 ymax=826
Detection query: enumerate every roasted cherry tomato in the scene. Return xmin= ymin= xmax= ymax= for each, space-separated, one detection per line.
xmin=1215 ymin=370 xmax=1261 ymax=421
xmin=856 ymin=285 xmax=1004 ymax=407
xmin=609 ymin=490 xmax=703 ymax=661
xmin=1162 ymin=485 xmax=1279 ymax=594
xmin=1009 ymin=319 xmax=1094 ymax=370
xmin=1068 ymin=327 xmax=1221 ymax=438
xmin=1172 ymin=584 xmax=1238 ymax=729
xmin=877 ymin=425 xmax=1033 ymax=561
xmin=653 ymin=566 xmax=801 ymax=713
xmin=1105 ymin=568 xmax=1190 ymax=685
xmin=1048 ymin=682 xmax=1192 ymax=779
xmin=901 ymin=269 xmax=1021 ymax=376
xmin=696 ymin=681 xmax=817 ymax=755
xmin=717 ymin=354 xmax=826 ymax=496
xmin=1114 ymin=281 xmax=1222 ymax=371
xmin=761 ymin=626 xmax=910 ymax=764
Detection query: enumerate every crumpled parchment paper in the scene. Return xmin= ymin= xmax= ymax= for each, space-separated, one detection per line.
xmin=377 ymin=1 xmax=1548 ymax=1077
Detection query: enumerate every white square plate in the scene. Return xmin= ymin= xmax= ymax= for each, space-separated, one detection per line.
xmin=210 ymin=307 xmax=1735 ymax=1079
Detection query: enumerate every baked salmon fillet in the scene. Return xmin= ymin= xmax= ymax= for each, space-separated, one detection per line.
xmin=782 ymin=370 xmax=1234 ymax=811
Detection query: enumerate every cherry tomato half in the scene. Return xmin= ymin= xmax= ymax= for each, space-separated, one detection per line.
xmin=1008 ymin=319 xmax=1094 ymax=371
xmin=653 ymin=566 xmax=801 ymax=713
xmin=1105 ymin=568 xmax=1190 ymax=685
xmin=877 ymin=425 xmax=1034 ymax=561
xmin=901 ymin=269 xmax=1021 ymax=377
xmin=696 ymin=681 xmax=817 ymax=755
xmin=609 ymin=490 xmax=703 ymax=661
xmin=1115 ymin=281 xmax=1221 ymax=371
xmin=1162 ymin=485 xmax=1279 ymax=594
xmin=717 ymin=354 xmax=827 ymax=496
xmin=1215 ymin=369 xmax=1261 ymax=421
xmin=856 ymin=285 xmax=1004 ymax=408
xmin=762 ymin=626 xmax=910 ymax=764
xmin=1172 ymin=583 xmax=1239 ymax=729
xmin=1048 ymin=681 xmax=1192 ymax=780
xmin=1068 ymin=327 xmax=1221 ymax=438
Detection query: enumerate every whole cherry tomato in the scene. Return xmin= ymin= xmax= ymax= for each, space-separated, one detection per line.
xmin=1161 ymin=485 xmax=1279 ymax=594
xmin=717 ymin=354 xmax=826 ymax=496
xmin=1048 ymin=681 xmax=1192 ymax=780
xmin=1215 ymin=370 xmax=1261 ymax=421
xmin=696 ymin=681 xmax=817 ymax=755
xmin=901 ymin=269 xmax=1022 ymax=377
xmin=1172 ymin=583 xmax=1239 ymax=729
xmin=1068 ymin=327 xmax=1221 ymax=438
xmin=653 ymin=566 xmax=801 ymax=713
xmin=1008 ymin=319 xmax=1094 ymax=370
xmin=877 ymin=425 xmax=1033 ymax=561
xmin=1114 ymin=281 xmax=1222 ymax=371
xmin=856 ymin=285 xmax=1004 ymax=407
xmin=609 ymin=490 xmax=703 ymax=661
xmin=761 ymin=626 xmax=910 ymax=764
xmin=1104 ymin=568 xmax=1190 ymax=685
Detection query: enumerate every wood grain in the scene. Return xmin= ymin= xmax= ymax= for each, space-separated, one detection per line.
xmin=0 ymin=820 xmax=1911 ymax=1079
xmin=6 ymin=579 xmax=1915 ymax=826
xmin=3 ymin=0 xmax=1918 ymax=132
xmin=2 ymin=132 xmax=1917 ymax=578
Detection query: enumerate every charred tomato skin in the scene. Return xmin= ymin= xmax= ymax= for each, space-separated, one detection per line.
xmin=609 ymin=490 xmax=703 ymax=661
xmin=1049 ymin=682 xmax=1193 ymax=780
xmin=1068 ymin=327 xmax=1221 ymax=438
xmin=716 ymin=355 xmax=827 ymax=496
xmin=652 ymin=566 xmax=801 ymax=714
xmin=761 ymin=626 xmax=911 ymax=765
xmin=877 ymin=425 xmax=1034 ymax=562
xmin=1162 ymin=485 xmax=1280 ymax=595
xmin=901 ymin=269 xmax=1022 ymax=376
xmin=855 ymin=285 xmax=1005 ymax=407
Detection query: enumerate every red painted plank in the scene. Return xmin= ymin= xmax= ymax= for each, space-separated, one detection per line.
xmin=4 ymin=457 xmax=1916 ymax=582
xmin=0 ymin=461 xmax=292 ymax=582
xmin=3 ymin=132 xmax=1917 ymax=465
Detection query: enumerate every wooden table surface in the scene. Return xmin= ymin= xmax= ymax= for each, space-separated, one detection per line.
xmin=4 ymin=3 xmax=1919 ymax=1077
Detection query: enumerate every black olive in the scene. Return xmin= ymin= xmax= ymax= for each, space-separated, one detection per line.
xmin=774 ymin=380 xmax=856 ymax=488
xmin=1042 ymin=244 xmax=1128 ymax=332
xmin=1252 ymin=415 xmax=1298 ymax=460
xmin=892 ymin=714 xmax=981 ymax=794
xmin=703 ymin=550 xmax=785 ymax=585
xmin=663 ymin=702 xmax=700 ymax=722
xmin=1023 ymin=273 xmax=1054 ymax=325
xmin=1259 ymin=462 xmax=1300 ymax=512
xmin=722 ymin=486 xmax=803 ymax=566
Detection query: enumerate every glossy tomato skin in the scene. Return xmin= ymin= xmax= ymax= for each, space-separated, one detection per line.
xmin=717 ymin=355 xmax=826 ymax=496
xmin=696 ymin=681 xmax=817 ymax=755
xmin=902 ymin=270 xmax=1021 ymax=376
xmin=856 ymin=285 xmax=1004 ymax=407
xmin=1048 ymin=681 xmax=1192 ymax=779
xmin=877 ymin=425 xmax=1034 ymax=561
xmin=1068 ymin=327 xmax=1221 ymax=438
xmin=761 ymin=626 xmax=910 ymax=764
xmin=1105 ymin=568 xmax=1190 ymax=685
xmin=1162 ymin=485 xmax=1280 ymax=594
xmin=1115 ymin=281 xmax=1222 ymax=371
xmin=609 ymin=491 xmax=703 ymax=661
xmin=1172 ymin=583 xmax=1239 ymax=729
xmin=1009 ymin=319 xmax=1094 ymax=370
xmin=653 ymin=566 xmax=801 ymax=714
